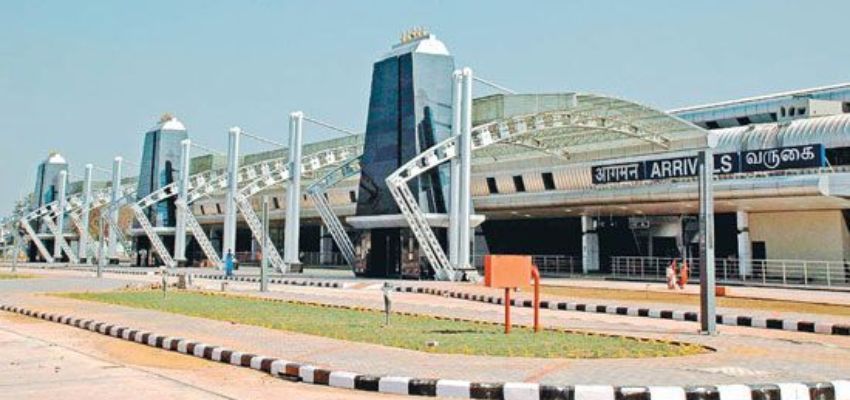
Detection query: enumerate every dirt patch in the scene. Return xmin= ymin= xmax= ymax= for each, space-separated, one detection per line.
xmin=97 ymin=339 xmax=213 ymax=370
xmin=0 ymin=313 xmax=44 ymax=325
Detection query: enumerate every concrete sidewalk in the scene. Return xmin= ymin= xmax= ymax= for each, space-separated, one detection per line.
xmin=542 ymin=277 xmax=850 ymax=306
xmin=2 ymin=274 xmax=849 ymax=387
xmin=0 ymin=307 xmax=405 ymax=400
xmin=8 ymin=264 xmax=850 ymax=331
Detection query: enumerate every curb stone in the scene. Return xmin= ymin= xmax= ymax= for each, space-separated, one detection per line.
xmin=191 ymin=273 xmax=348 ymax=289
xmin=393 ymin=285 xmax=850 ymax=337
xmin=2 ymin=303 xmax=849 ymax=400
xmin=10 ymin=264 xmax=850 ymax=337
xmin=182 ymin=273 xmax=850 ymax=337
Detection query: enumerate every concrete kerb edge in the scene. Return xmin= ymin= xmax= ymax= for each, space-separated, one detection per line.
xmin=175 ymin=272 xmax=850 ymax=337
xmin=392 ymin=285 xmax=850 ymax=337
xmin=2 ymin=303 xmax=849 ymax=400
xmin=11 ymin=264 xmax=850 ymax=337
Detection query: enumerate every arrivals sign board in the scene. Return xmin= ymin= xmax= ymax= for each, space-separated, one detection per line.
xmin=740 ymin=144 xmax=825 ymax=172
xmin=592 ymin=144 xmax=824 ymax=184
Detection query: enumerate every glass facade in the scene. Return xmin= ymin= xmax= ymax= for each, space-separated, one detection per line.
xmin=31 ymin=155 xmax=68 ymax=235
xmin=355 ymin=52 xmax=454 ymax=216
xmin=136 ymin=127 xmax=188 ymax=227
xmin=354 ymin=38 xmax=455 ymax=278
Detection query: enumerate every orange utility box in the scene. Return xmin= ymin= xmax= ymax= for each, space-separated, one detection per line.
xmin=482 ymin=254 xmax=541 ymax=334
xmin=484 ymin=255 xmax=532 ymax=289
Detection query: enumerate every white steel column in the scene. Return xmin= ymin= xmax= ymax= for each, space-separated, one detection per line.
xmin=698 ymin=149 xmax=717 ymax=334
xmin=174 ymin=139 xmax=191 ymax=266
xmin=448 ymin=70 xmax=463 ymax=268
xmin=581 ymin=216 xmax=599 ymax=273
xmin=736 ymin=210 xmax=751 ymax=279
xmin=284 ymin=111 xmax=303 ymax=270
xmin=223 ymin=127 xmax=241 ymax=256
xmin=53 ymin=170 xmax=67 ymax=260
xmin=107 ymin=156 xmax=122 ymax=262
xmin=78 ymin=164 xmax=93 ymax=263
xmin=457 ymin=68 xmax=473 ymax=270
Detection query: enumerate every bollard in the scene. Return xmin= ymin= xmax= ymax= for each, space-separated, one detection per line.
xmin=382 ymin=281 xmax=393 ymax=326
xmin=160 ymin=267 xmax=167 ymax=298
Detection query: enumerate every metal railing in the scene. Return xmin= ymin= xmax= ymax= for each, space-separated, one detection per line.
xmin=300 ymin=251 xmax=348 ymax=266
xmin=610 ymin=256 xmax=850 ymax=288
xmin=473 ymin=254 xmax=583 ymax=277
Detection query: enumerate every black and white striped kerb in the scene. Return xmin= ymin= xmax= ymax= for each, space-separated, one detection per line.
xmin=394 ymin=286 xmax=850 ymax=337
xmin=10 ymin=264 xmax=153 ymax=276
xmin=2 ymin=303 xmax=848 ymax=400
xmin=191 ymin=274 xmax=343 ymax=289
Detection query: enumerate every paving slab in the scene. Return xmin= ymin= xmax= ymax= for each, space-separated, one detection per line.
xmin=2 ymin=273 xmax=849 ymax=387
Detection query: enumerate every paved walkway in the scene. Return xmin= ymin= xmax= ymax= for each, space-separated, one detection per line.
xmin=8 ymin=264 xmax=850 ymax=327
xmin=1 ymin=271 xmax=849 ymax=387
xmin=402 ymin=281 xmax=850 ymax=327
xmin=0 ymin=305 xmax=400 ymax=399
xmin=543 ymin=277 xmax=850 ymax=306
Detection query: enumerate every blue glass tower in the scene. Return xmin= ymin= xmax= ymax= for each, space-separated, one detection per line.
xmin=134 ymin=114 xmax=188 ymax=264
xmin=351 ymin=31 xmax=455 ymax=278
xmin=28 ymin=152 xmax=68 ymax=261
xmin=32 ymin=152 xmax=68 ymax=213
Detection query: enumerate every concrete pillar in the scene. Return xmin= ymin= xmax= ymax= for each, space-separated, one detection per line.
xmin=78 ymin=164 xmax=93 ymax=263
xmin=53 ymin=170 xmax=67 ymax=260
xmin=457 ymin=68 xmax=473 ymax=272
xmin=698 ymin=149 xmax=716 ymax=334
xmin=319 ymin=225 xmax=334 ymax=265
xmin=581 ymin=216 xmax=599 ymax=273
xmin=736 ymin=210 xmax=751 ymax=279
xmin=223 ymin=127 xmax=241 ymax=256
xmin=284 ymin=112 xmax=304 ymax=269
xmin=448 ymin=70 xmax=463 ymax=268
xmin=174 ymin=139 xmax=190 ymax=266
xmin=108 ymin=156 xmax=122 ymax=263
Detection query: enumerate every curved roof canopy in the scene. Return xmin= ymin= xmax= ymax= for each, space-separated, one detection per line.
xmin=713 ymin=112 xmax=850 ymax=152
xmin=471 ymin=93 xmax=710 ymax=165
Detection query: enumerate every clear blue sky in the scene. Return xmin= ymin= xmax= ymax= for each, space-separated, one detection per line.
xmin=2 ymin=1 xmax=849 ymax=213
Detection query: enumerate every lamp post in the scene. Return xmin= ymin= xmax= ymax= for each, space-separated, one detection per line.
xmin=260 ymin=196 xmax=270 ymax=292
xmin=698 ymin=149 xmax=716 ymax=334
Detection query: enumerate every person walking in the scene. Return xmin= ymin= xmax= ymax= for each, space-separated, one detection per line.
xmin=224 ymin=249 xmax=234 ymax=277
xmin=678 ymin=260 xmax=690 ymax=289
xmin=666 ymin=258 xmax=678 ymax=290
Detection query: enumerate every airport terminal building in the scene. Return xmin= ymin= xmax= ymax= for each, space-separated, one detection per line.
xmin=12 ymin=32 xmax=850 ymax=284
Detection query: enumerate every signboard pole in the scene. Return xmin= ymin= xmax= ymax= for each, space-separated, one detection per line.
xmin=698 ymin=149 xmax=716 ymax=335
xmin=504 ymin=288 xmax=511 ymax=334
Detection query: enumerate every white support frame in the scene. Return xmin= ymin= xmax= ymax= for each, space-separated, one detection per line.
xmin=305 ymin=156 xmax=361 ymax=269
xmin=386 ymin=104 xmax=680 ymax=280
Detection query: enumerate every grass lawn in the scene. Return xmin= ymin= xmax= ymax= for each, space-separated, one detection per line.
xmin=541 ymin=286 xmax=850 ymax=317
xmin=0 ymin=272 xmax=35 ymax=280
xmin=57 ymin=290 xmax=705 ymax=359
